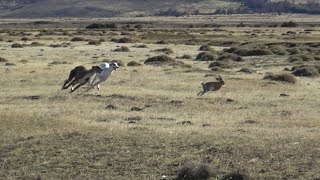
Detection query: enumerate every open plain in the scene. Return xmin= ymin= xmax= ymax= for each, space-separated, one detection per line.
xmin=0 ymin=14 xmax=320 ymax=179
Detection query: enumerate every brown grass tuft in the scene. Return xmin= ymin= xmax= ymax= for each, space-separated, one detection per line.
xmin=11 ymin=43 xmax=23 ymax=48
xmin=0 ymin=57 xmax=8 ymax=62
xmin=217 ymin=53 xmax=244 ymax=62
xmin=195 ymin=51 xmax=217 ymax=61
xmin=144 ymin=55 xmax=175 ymax=65
xmin=71 ymin=37 xmax=86 ymax=41
xmin=233 ymin=48 xmax=273 ymax=56
xmin=114 ymin=46 xmax=130 ymax=52
xmin=199 ymin=45 xmax=215 ymax=52
xmin=127 ymin=61 xmax=142 ymax=66
xmin=152 ymin=47 xmax=174 ymax=54
xmin=263 ymin=73 xmax=297 ymax=84
xmin=222 ymin=172 xmax=251 ymax=180
xmin=292 ymin=66 xmax=320 ymax=77
xmin=176 ymin=162 xmax=212 ymax=180
xmin=208 ymin=61 xmax=234 ymax=69
xmin=288 ymin=54 xmax=315 ymax=62
xmin=88 ymin=40 xmax=101 ymax=45
xmin=112 ymin=37 xmax=134 ymax=43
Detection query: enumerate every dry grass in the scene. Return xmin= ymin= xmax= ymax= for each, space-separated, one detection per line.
xmin=1 ymin=15 xmax=320 ymax=179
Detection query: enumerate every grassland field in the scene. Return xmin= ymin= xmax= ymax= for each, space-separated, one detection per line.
xmin=0 ymin=14 xmax=320 ymax=179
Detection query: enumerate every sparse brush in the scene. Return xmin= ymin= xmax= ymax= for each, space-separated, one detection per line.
xmin=176 ymin=162 xmax=212 ymax=180
xmin=88 ymin=40 xmax=101 ymax=45
xmin=199 ymin=45 xmax=215 ymax=52
xmin=288 ymin=54 xmax=315 ymax=62
xmin=238 ymin=67 xmax=255 ymax=74
xmin=11 ymin=43 xmax=23 ymax=48
xmin=5 ymin=62 xmax=15 ymax=66
xmin=21 ymin=37 xmax=30 ymax=41
xmin=152 ymin=48 xmax=173 ymax=54
xmin=177 ymin=54 xmax=192 ymax=59
xmin=155 ymin=40 xmax=166 ymax=44
xmin=222 ymin=172 xmax=251 ymax=180
xmin=233 ymin=48 xmax=273 ymax=56
xmin=144 ymin=55 xmax=175 ymax=65
xmin=29 ymin=42 xmax=44 ymax=47
xmin=263 ymin=73 xmax=297 ymax=84
xmin=71 ymin=37 xmax=86 ymax=41
xmin=292 ymin=66 xmax=320 ymax=77
xmin=208 ymin=61 xmax=234 ymax=69
xmin=133 ymin=44 xmax=148 ymax=48
xmin=195 ymin=51 xmax=217 ymax=61
xmin=127 ymin=61 xmax=142 ymax=66
xmin=269 ymin=46 xmax=287 ymax=55
xmin=112 ymin=37 xmax=134 ymax=43
xmin=0 ymin=57 xmax=8 ymax=62
xmin=114 ymin=46 xmax=130 ymax=52
xmin=281 ymin=21 xmax=298 ymax=27
xmin=217 ymin=53 xmax=244 ymax=62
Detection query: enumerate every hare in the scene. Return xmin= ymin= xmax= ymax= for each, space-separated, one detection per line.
xmin=197 ymin=76 xmax=225 ymax=96
xmin=61 ymin=65 xmax=103 ymax=93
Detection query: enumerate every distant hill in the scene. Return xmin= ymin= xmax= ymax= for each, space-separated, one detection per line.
xmin=0 ymin=0 xmax=237 ymax=18
xmin=0 ymin=0 xmax=319 ymax=18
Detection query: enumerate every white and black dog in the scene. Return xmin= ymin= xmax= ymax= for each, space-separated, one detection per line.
xmin=87 ymin=62 xmax=119 ymax=90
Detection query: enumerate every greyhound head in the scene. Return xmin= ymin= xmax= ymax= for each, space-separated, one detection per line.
xmin=110 ymin=62 xmax=119 ymax=71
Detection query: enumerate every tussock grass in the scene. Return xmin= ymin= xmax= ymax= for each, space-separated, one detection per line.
xmin=114 ymin=46 xmax=130 ymax=52
xmin=127 ymin=61 xmax=142 ymax=66
xmin=292 ymin=65 xmax=320 ymax=77
xmin=195 ymin=51 xmax=217 ymax=61
xmin=263 ymin=73 xmax=297 ymax=84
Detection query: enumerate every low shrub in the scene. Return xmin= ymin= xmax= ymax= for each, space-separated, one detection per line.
xmin=269 ymin=46 xmax=287 ymax=55
xmin=238 ymin=67 xmax=255 ymax=73
xmin=114 ymin=46 xmax=130 ymax=52
xmin=195 ymin=51 xmax=217 ymax=61
xmin=234 ymin=48 xmax=273 ymax=56
xmin=11 ymin=43 xmax=23 ymax=48
xmin=208 ymin=61 xmax=234 ymax=69
xmin=288 ymin=54 xmax=315 ymax=62
xmin=176 ymin=162 xmax=212 ymax=180
xmin=127 ymin=61 xmax=142 ymax=66
xmin=112 ymin=37 xmax=134 ymax=43
xmin=133 ymin=44 xmax=148 ymax=48
xmin=71 ymin=37 xmax=86 ymax=41
xmin=88 ymin=40 xmax=101 ymax=45
xmin=217 ymin=53 xmax=244 ymax=62
xmin=5 ymin=62 xmax=16 ymax=66
xmin=86 ymin=23 xmax=117 ymax=29
xmin=152 ymin=48 xmax=173 ymax=54
xmin=0 ymin=57 xmax=8 ymax=62
xmin=281 ymin=21 xmax=298 ymax=27
xmin=177 ymin=54 xmax=192 ymax=59
xmin=292 ymin=66 xmax=320 ymax=77
xmin=144 ymin=55 xmax=175 ymax=65
xmin=155 ymin=40 xmax=166 ymax=44
xmin=21 ymin=37 xmax=29 ymax=41
xmin=263 ymin=73 xmax=297 ymax=84
xmin=288 ymin=47 xmax=301 ymax=55
xmin=199 ymin=45 xmax=214 ymax=52
xmin=29 ymin=42 xmax=44 ymax=47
